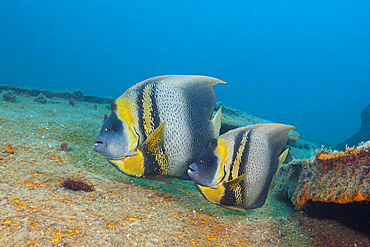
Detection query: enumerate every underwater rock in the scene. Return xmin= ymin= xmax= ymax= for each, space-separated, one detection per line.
xmin=0 ymin=85 xmax=115 ymax=104
xmin=335 ymin=103 xmax=370 ymax=150
xmin=2 ymin=90 xmax=17 ymax=102
xmin=33 ymin=93 xmax=47 ymax=104
xmin=215 ymin=102 xmax=300 ymax=145
xmin=71 ymin=90 xmax=84 ymax=101
xmin=273 ymin=141 xmax=370 ymax=208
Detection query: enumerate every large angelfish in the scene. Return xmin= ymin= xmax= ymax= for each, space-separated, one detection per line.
xmin=188 ymin=123 xmax=294 ymax=210
xmin=94 ymin=75 xmax=224 ymax=181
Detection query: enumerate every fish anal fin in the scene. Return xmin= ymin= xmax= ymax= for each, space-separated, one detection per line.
xmin=218 ymin=204 xmax=247 ymax=212
xmin=139 ymin=122 xmax=165 ymax=157
xmin=110 ymin=153 xmax=144 ymax=178
xmin=223 ymin=171 xmax=249 ymax=189
xmin=276 ymin=148 xmax=290 ymax=176
xmin=143 ymin=176 xmax=187 ymax=187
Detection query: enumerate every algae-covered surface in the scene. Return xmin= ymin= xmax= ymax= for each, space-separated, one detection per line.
xmin=0 ymin=94 xmax=369 ymax=246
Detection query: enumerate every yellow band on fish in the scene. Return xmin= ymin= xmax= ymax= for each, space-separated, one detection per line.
xmin=198 ymin=184 xmax=225 ymax=204
xmin=110 ymin=151 xmax=144 ymax=177
xmin=115 ymin=97 xmax=139 ymax=153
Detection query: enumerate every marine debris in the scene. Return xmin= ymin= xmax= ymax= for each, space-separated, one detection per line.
xmin=273 ymin=141 xmax=370 ymax=208
xmin=336 ymin=103 xmax=370 ymax=150
xmin=61 ymin=176 xmax=95 ymax=192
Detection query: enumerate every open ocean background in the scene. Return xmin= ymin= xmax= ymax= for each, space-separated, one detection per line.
xmin=1 ymin=0 xmax=369 ymax=145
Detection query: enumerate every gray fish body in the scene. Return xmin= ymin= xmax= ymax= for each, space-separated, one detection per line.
xmin=94 ymin=75 xmax=224 ymax=179
xmin=188 ymin=123 xmax=294 ymax=209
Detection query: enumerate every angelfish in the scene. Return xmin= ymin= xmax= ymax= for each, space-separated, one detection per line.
xmin=94 ymin=75 xmax=224 ymax=181
xmin=188 ymin=123 xmax=294 ymax=210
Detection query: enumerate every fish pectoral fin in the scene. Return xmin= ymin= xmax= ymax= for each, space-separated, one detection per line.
xmin=212 ymin=106 xmax=222 ymax=138
xmin=120 ymin=151 xmax=137 ymax=158
xmin=139 ymin=122 xmax=166 ymax=157
xmin=276 ymin=148 xmax=290 ymax=176
xmin=217 ymin=204 xmax=247 ymax=212
xmin=142 ymin=176 xmax=187 ymax=187
xmin=223 ymin=171 xmax=249 ymax=189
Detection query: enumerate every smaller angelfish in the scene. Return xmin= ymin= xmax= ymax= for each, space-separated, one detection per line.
xmin=188 ymin=123 xmax=294 ymax=210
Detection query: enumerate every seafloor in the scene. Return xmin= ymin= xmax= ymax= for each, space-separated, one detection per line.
xmin=1 ymin=92 xmax=369 ymax=246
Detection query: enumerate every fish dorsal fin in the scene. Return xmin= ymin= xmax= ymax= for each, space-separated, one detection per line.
xmin=212 ymin=106 xmax=222 ymax=138
xmin=223 ymin=171 xmax=249 ymax=189
xmin=276 ymin=148 xmax=289 ymax=176
xmin=138 ymin=122 xmax=166 ymax=157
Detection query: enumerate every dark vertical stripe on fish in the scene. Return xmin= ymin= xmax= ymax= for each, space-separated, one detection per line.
xmin=136 ymin=84 xmax=145 ymax=140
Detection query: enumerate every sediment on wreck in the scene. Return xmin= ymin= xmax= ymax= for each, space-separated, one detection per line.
xmin=273 ymin=141 xmax=370 ymax=211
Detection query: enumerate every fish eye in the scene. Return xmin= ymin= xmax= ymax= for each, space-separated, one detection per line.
xmin=111 ymin=122 xmax=120 ymax=132
xmin=205 ymin=158 xmax=213 ymax=166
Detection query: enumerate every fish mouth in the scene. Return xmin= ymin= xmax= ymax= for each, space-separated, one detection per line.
xmin=188 ymin=164 xmax=219 ymax=189
xmin=94 ymin=136 xmax=107 ymax=151
xmin=187 ymin=163 xmax=199 ymax=178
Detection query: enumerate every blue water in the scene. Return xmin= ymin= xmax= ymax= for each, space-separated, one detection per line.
xmin=1 ymin=0 xmax=369 ymax=145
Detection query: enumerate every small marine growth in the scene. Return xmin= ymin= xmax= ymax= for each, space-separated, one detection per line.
xmin=69 ymin=98 xmax=75 ymax=106
xmin=4 ymin=144 xmax=14 ymax=154
xmin=61 ymin=176 xmax=95 ymax=192
xmin=59 ymin=141 xmax=68 ymax=151
xmin=103 ymin=113 xmax=108 ymax=122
